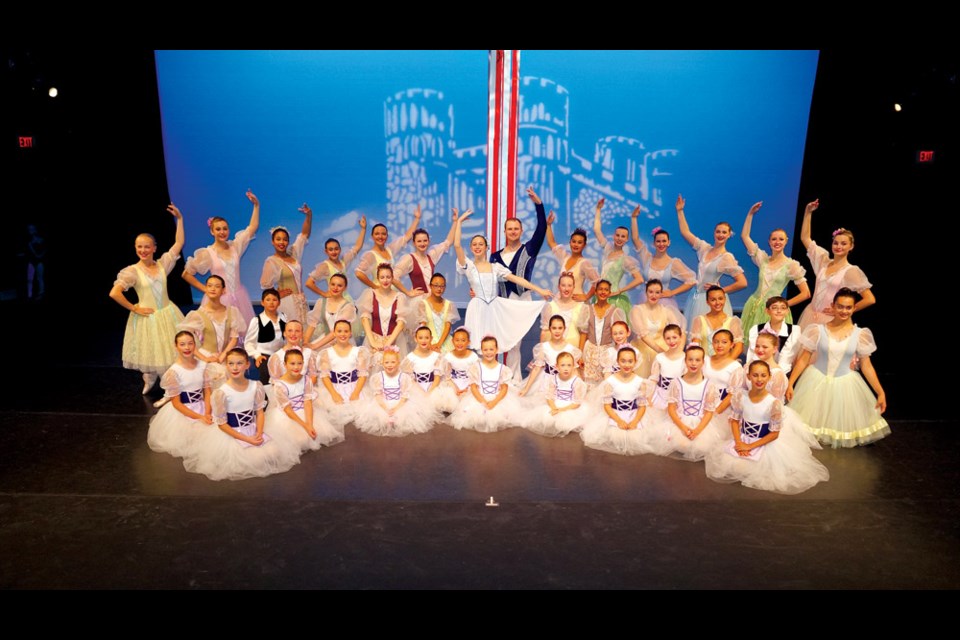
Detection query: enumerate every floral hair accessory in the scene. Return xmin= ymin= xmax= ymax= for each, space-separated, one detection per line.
xmin=270 ymin=225 xmax=289 ymax=236
xmin=832 ymin=227 xmax=849 ymax=238
xmin=382 ymin=345 xmax=400 ymax=354
xmin=651 ymin=226 xmax=664 ymax=236
xmin=206 ymin=217 xmax=214 ymax=228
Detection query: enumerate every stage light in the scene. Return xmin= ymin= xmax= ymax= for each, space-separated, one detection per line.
xmin=48 ymin=87 xmax=58 ymax=98
xmin=894 ymin=103 xmax=902 ymax=112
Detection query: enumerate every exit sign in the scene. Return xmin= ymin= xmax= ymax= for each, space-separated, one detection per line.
xmin=19 ymin=136 xmax=33 ymax=148
xmin=918 ymin=150 xmax=935 ymax=163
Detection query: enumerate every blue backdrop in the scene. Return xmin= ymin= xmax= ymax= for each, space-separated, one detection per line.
xmin=155 ymin=50 xmax=818 ymax=309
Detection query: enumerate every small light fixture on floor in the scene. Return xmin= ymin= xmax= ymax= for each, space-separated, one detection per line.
xmin=486 ymin=496 xmax=499 ymax=507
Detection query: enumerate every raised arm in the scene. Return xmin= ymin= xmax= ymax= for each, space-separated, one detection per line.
xmin=452 ymin=208 xmax=471 ymax=265
xmin=244 ymin=190 xmax=260 ymax=237
xmin=799 ymin=199 xmax=819 ymax=250
xmin=526 ymin=186 xmax=548 ymax=257
xmin=675 ymin=194 xmax=698 ymax=247
xmin=399 ymin=204 xmax=423 ymax=247
xmin=504 ymin=272 xmax=552 ymax=299
xmin=299 ymin=203 xmax=313 ymax=240
xmin=545 ymin=210 xmax=559 ymax=250
xmin=167 ymin=204 xmax=185 ymax=256
xmin=740 ymin=202 xmax=762 ymax=255
xmin=630 ymin=205 xmax=645 ymax=253
xmin=351 ymin=215 xmax=368 ymax=260
xmin=593 ymin=198 xmax=608 ymax=248
xmin=441 ymin=208 xmax=459 ymax=246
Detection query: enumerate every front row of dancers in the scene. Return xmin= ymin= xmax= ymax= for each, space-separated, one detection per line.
xmin=148 ymin=286 xmax=888 ymax=495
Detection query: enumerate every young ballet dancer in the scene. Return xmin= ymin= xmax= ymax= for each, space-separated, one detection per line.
xmin=592 ymin=197 xmax=644 ymax=318
xmin=259 ymin=203 xmax=312 ymax=323
xmin=631 ymin=209 xmax=696 ymax=312
xmin=580 ymin=347 xmax=655 ymax=455
xmin=415 ymin=273 xmax=459 ymax=353
xmin=304 ymin=273 xmax=358 ymax=348
xmin=705 ymin=360 xmax=829 ymax=494
xmin=546 ymin=215 xmax=600 ymax=302
xmin=358 ymin=263 xmax=411 ymax=359
xmin=539 ymin=273 xmax=587 ymax=348
xmin=600 ymin=320 xmax=639 ymax=376
xmin=244 ymin=288 xmax=286 ymax=385
xmin=402 ymin=326 xmax=444 ymax=402
xmin=109 ymin=203 xmax=186 ymax=394
xmin=629 ymin=279 xmax=686 ymax=378
xmin=449 ymin=336 xmax=523 ymax=433
xmin=183 ymin=190 xmax=260 ymax=325
xmin=675 ymin=194 xmax=747 ymax=330
xmin=266 ymin=320 xmax=317 ymax=383
xmin=690 ymin=286 xmax=744 ymax=359
xmin=434 ymin=327 xmax=480 ymax=413
xmin=393 ymin=211 xmax=458 ymax=299
xmin=453 ymin=209 xmax=552 ymax=353
xmin=520 ymin=351 xmax=590 ymax=438
xmin=183 ymin=348 xmax=301 ymax=481
xmin=519 ymin=314 xmax=583 ymax=400
xmin=316 ymin=319 xmax=370 ymax=429
xmin=787 ymin=288 xmax=890 ymax=447
xmin=745 ymin=296 xmax=801 ymax=373
xmin=797 ymin=199 xmax=875 ymax=329
xmin=353 ymin=347 xmax=437 ymax=437
xmin=703 ymin=329 xmax=742 ymax=415
xmin=648 ymin=323 xmax=686 ymax=410
xmin=177 ymin=275 xmax=246 ymax=385
xmin=147 ymin=331 xmax=212 ymax=459
xmin=739 ymin=201 xmax=810 ymax=329
xmin=267 ymin=349 xmax=342 ymax=451
xmin=354 ymin=207 xmax=422 ymax=296
xmin=580 ymin=280 xmax=627 ymax=384
xmin=305 ymin=214 xmax=366 ymax=299
xmin=655 ymin=344 xmax=724 ymax=461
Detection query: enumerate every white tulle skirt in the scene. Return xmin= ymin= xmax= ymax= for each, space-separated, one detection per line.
xmin=644 ymin=411 xmax=728 ymax=461
xmin=518 ymin=403 xmax=590 ymax=437
xmin=433 ymin=380 xmax=468 ymax=413
xmin=449 ymin=392 xmax=524 ymax=433
xmin=352 ymin=392 xmax=439 ymax=437
xmin=580 ymin=407 xmax=658 ymax=455
xmin=264 ymin=405 xmax=344 ymax=452
xmin=182 ymin=419 xmax=302 ymax=481
xmin=705 ymin=420 xmax=830 ymax=494
xmin=789 ymin=367 xmax=891 ymax=448
xmin=315 ymin=380 xmax=361 ymax=429
xmin=463 ymin=297 xmax=545 ymax=353
xmin=147 ymin=399 xmax=207 ymax=459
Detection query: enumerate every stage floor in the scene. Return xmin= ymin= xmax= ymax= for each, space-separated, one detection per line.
xmin=1 ymin=363 xmax=957 ymax=589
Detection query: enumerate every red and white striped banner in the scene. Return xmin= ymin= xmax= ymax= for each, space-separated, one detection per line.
xmin=486 ymin=49 xmax=520 ymax=251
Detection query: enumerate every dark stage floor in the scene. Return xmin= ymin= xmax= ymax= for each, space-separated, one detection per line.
xmin=1 ymin=359 xmax=957 ymax=590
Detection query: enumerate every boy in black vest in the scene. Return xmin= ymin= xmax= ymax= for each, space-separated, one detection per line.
xmin=244 ymin=288 xmax=286 ymax=383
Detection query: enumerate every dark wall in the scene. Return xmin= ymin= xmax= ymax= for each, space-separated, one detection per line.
xmin=6 ymin=49 xmax=953 ymax=416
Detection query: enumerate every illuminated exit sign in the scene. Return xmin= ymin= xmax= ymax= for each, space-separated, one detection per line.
xmin=19 ymin=136 xmax=34 ymax=148
xmin=917 ymin=150 xmax=935 ymax=163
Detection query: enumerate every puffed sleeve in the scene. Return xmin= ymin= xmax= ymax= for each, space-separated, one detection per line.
xmin=356 ymin=289 xmax=375 ymax=321
xmin=690 ymin=315 xmax=705 ymax=343
xmin=308 ymin=261 xmax=330 ymax=283
xmin=629 ymin=305 xmax=645 ymax=337
xmin=388 ymin=235 xmax=408 ymax=255
xmin=769 ymin=399 xmax=784 ymax=432
xmin=703 ymin=382 xmax=720 ymax=413
xmin=541 ymin=304 xmax=556 ymax=331
xmin=267 ymin=351 xmax=285 ymax=380
xmin=114 ymin=265 xmax=137 ymax=291
xmin=729 ymin=388 xmax=744 ymax=421
xmin=545 ymin=377 xmax=559 ymax=402
xmin=184 ymin=246 xmax=211 ymax=276
xmin=338 ymin=302 xmax=359 ymax=325
xmin=290 ymin=233 xmax=308 ymax=262
xmin=226 ymin=306 xmax=245 ymax=338
xmin=621 ymin=253 xmax=642 ymax=277
xmin=500 ymin=365 xmax=514 ymax=384
xmin=317 ymin=349 xmax=332 ymax=377
xmin=799 ymin=324 xmax=822 ymax=353
xmin=491 ymin=262 xmax=513 ymax=282
xmin=634 ymin=236 xmax=653 ymax=272
xmin=729 ymin=317 xmax=744 ymax=344
xmin=444 ymin=301 xmax=460 ymax=324
xmin=716 ymin=252 xmax=744 ymax=277
xmin=260 ymin=256 xmax=283 ymax=289
xmin=302 ymin=377 xmax=317 ymax=402
xmin=397 ymin=373 xmax=415 ymax=399
xmin=787 ymin=258 xmax=807 ymax=285
xmin=856 ymin=327 xmax=878 ymax=358
xmin=842 ymin=266 xmax=872 ymax=292
xmin=274 ymin=381 xmax=291 ymax=410
xmin=355 ymin=250 xmax=379 ymax=282
xmin=356 ymin=347 xmax=371 ymax=377
xmin=671 ymin=257 xmax=697 ymax=285
xmin=368 ymin=372 xmax=384 ymax=396
xmin=400 ymin=354 xmax=415 ymax=375
xmin=601 ymin=381 xmax=615 ymax=405
xmin=530 ymin=343 xmax=546 ymax=369
xmin=253 ymin=382 xmax=267 ymax=411
xmin=637 ymin=379 xmax=651 ymax=407
xmin=341 ymin=244 xmax=361 ymax=268
xmin=747 ymin=245 xmax=768 ymax=266
xmin=610 ymin=307 xmax=627 ymax=327
xmin=393 ymin=254 xmax=414 ymax=280
xmin=177 ymin=311 xmax=205 ymax=345
xmin=160 ymin=367 xmax=182 ymax=397
xmin=305 ymin=303 xmax=323 ymax=332
xmin=693 ymin=237 xmax=711 ymax=261
xmin=648 ymin=357 xmax=661 ymax=383
xmin=428 ymin=240 xmax=452 ymax=263
xmin=581 ymin=258 xmax=601 ymax=286
xmin=158 ymin=251 xmax=180 ymax=275
xmin=394 ymin=294 xmax=410 ymax=327
xmin=728 ymin=365 xmax=747 ymax=393
xmin=551 ymin=243 xmax=570 ymax=264
xmin=569 ymin=346 xmax=583 ymax=363
xmin=600 ymin=345 xmax=618 ymax=374
xmin=232 ymin=228 xmax=254 ymax=257
xmin=806 ymin=240 xmax=830 ymax=275
xmin=572 ymin=377 xmax=589 ymax=404
xmin=768 ymin=369 xmax=788 ymax=400
xmin=577 ymin=307 xmax=591 ymax=334
xmin=666 ymin=378 xmax=682 ymax=406
xmin=202 ymin=363 xmax=224 ymax=390
xmin=210 ymin=388 xmax=228 ymax=425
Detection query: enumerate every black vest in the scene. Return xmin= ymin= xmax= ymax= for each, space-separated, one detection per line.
xmin=257 ymin=314 xmax=286 ymax=343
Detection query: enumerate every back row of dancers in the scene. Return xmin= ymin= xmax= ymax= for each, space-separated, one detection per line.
xmin=111 ymin=189 xmax=888 ymax=490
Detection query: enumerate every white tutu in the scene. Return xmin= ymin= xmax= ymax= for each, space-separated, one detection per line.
xmin=147 ymin=400 xmax=208 ymax=459
xmin=433 ymin=380 xmax=467 ymax=413
xmin=315 ymin=380 xmax=362 ymax=429
xmin=352 ymin=372 xmax=439 ymax=437
xmin=182 ymin=420 xmax=301 ymax=481
xmin=519 ymin=403 xmax=590 ymax=437
xmin=449 ymin=392 xmax=524 ymax=432
xmin=265 ymin=405 xmax=343 ymax=451
xmin=645 ymin=412 xmax=728 ymax=461
xmin=580 ymin=407 xmax=658 ymax=455
xmin=705 ymin=419 xmax=829 ymax=495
